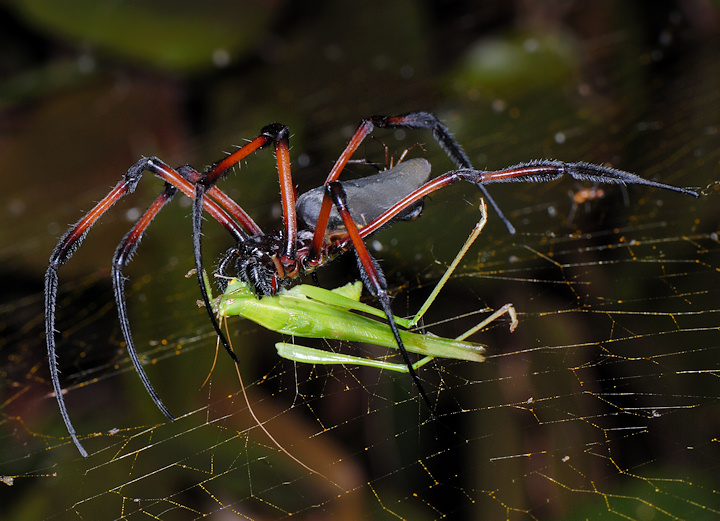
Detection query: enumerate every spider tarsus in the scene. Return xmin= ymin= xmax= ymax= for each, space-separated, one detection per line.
xmin=455 ymin=160 xmax=699 ymax=198
xmin=376 ymin=291 xmax=435 ymax=412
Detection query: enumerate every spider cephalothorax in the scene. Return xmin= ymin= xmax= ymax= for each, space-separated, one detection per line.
xmin=218 ymin=233 xmax=292 ymax=297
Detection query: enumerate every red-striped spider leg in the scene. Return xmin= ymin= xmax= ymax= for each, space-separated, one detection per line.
xmin=190 ymin=125 xmax=298 ymax=364
xmin=325 ymin=181 xmax=434 ymax=410
xmin=45 ymin=157 xmax=256 ymax=456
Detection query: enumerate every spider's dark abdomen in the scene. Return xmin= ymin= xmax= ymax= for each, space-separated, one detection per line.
xmin=296 ymin=157 xmax=432 ymax=236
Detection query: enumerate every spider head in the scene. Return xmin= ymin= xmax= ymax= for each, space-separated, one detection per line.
xmin=217 ymin=237 xmax=287 ymax=297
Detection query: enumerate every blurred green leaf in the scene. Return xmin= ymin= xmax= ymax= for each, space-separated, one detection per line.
xmin=448 ymin=30 xmax=580 ymax=99
xmin=5 ymin=0 xmax=282 ymax=72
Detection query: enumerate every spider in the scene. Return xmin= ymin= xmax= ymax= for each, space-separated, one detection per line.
xmin=45 ymin=111 xmax=698 ymax=457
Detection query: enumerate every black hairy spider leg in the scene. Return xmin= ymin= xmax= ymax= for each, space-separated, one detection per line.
xmin=374 ymin=112 xmax=516 ymax=234
xmin=192 ymin=182 xmax=241 ymax=366
xmin=215 ymin=247 xmax=238 ymax=294
xmin=112 ymin=184 xmax=178 ymax=422
xmin=472 ymin=160 xmax=699 ymax=195
xmin=44 ymin=270 xmax=88 ymax=457
xmin=327 ymin=181 xmax=434 ymax=411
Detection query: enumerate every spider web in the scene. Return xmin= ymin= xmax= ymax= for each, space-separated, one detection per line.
xmin=3 ymin=173 xmax=719 ymax=520
xmin=2 ymin=38 xmax=720 ymax=521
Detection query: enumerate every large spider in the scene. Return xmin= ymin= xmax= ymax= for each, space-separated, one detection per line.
xmin=45 ymin=112 xmax=698 ymax=456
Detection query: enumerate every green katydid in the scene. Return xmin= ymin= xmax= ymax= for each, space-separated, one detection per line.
xmin=215 ymin=199 xmax=517 ymax=372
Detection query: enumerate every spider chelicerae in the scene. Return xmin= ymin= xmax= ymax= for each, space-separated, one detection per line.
xmin=44 ymin=111 xmax=698 ymax=456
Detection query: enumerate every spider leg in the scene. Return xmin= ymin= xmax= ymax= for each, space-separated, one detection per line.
xmin=190 ymin=131 xmax=288 ymax=237
xmin=342 ymin=160 xmax=698 ymax=243
xmin=372 ymin=112 xmax=514 ymax=233
xmin=326 ymin=181 xmax=434 ymax=410
xmin=45 ymin=271 xmax=88 ymax=457
xmin=215 ymin=247 xmax=238 ymax=293
xmin=198 ymin=125 xmax=296 ymax=266
xmin=112 ymin=184 xmax=178 ymax=423
xmin=45 ymin=157 xmax=249 ymax=456
xmin=45 ymin=165 xmax=148 ymax=456
xmin=274 ymin=127 xmax=298 ymax=267
xmin=471 ymin=160 xmax=698 ymax=196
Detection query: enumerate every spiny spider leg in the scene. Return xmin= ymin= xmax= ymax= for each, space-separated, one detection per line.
xmin=326 ymin=181 xmax=434 ymax=410
xmin=45 ymin=157 xmax=251 ymax=456
xmin=109 ymin=161 xmax=271 ymax=435
xmin=191 ymin=187 xmax=243 ymax=371
xmin=175 ymin=165 xmax=246 ymax=368
xmin=346 ymin=159 xmax=698 ymax=243
xmin=112 ymin=185 xmax=178 ymax=421
xmin=374 ymin=113 xmax=513 ymax=233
